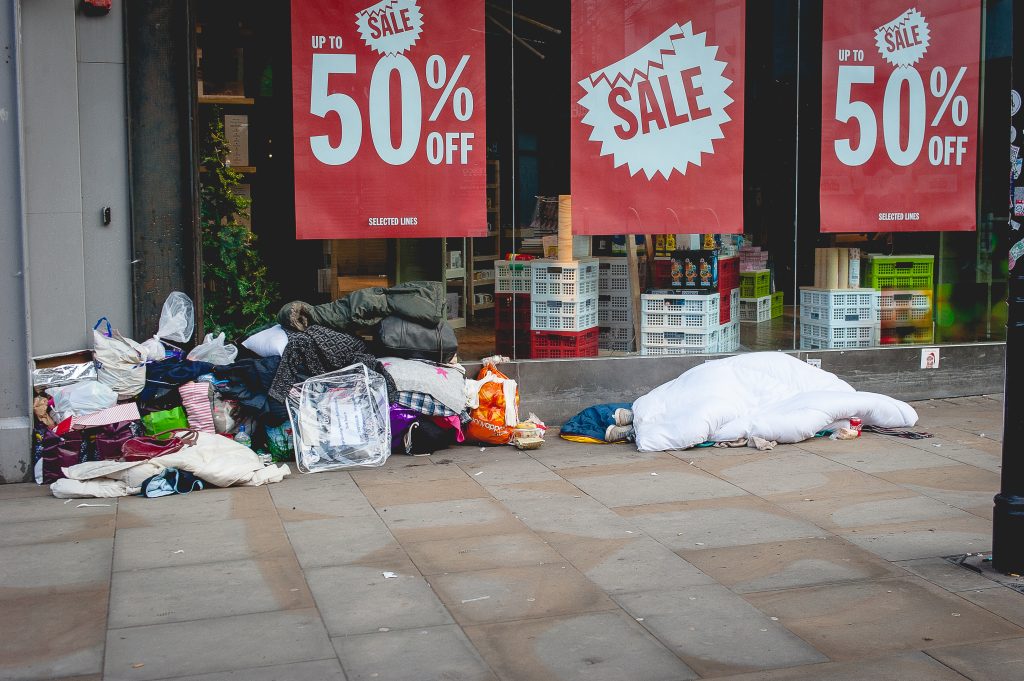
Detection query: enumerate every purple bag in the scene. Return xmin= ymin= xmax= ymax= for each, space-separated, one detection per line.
xmin=94 ymin=420 xmax=143 ymax=460
xmin=33 ymin=426 xmax=89 ymax=484
xmin=389 ymin=405 xmax=420 ymax=451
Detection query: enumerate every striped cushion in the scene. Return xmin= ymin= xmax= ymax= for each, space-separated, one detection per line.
xmin=178 ymin=381 xmax=216 ymax=433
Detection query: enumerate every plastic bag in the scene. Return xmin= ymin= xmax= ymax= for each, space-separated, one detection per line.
xmin=465 ymin=357 xmax=519 ymax=445
xmin=141 ymin=292 xmax=194 ymax=361
xmin=92 ymin=318 xmax=147 ymax=399
xmin=286 ymin=364 xmax=391 ymax=473
xmin=46 ymin=380 xmax=117 ymax=417
xmin=186 ymin=332 xmax=238 ymax=365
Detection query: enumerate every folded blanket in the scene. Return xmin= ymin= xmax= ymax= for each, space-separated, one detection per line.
xmin=381 ymin=358 xmax=466 ymax=415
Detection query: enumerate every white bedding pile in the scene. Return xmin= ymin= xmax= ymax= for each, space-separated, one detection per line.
xmin=632 ymin=352 xmax=918 ymax=452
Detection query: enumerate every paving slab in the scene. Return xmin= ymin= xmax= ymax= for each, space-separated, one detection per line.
xmin=456 ymin=456 xmax=564 ymax=485
xmin=0 ymin=482 xmax=51 ymax=500
xmin=0 ymin=495 xmax=116 ymax=523
xmin=108 ymin=556 xmax=313 ymax=629
xmin=283 ymin=514 xmax=407 ymax=568
xmin=269 ymin=472 xmax=378 ymax=521
xmin=529 ymin=444 xmax=666 ymax=470
xmin=350 ymin=460 xmax=469 ymax=486
xmin=612 ymin=584 xmax=828 ymax=677
xmin=305 ymin=561 xmax=453 ymax=636
xmin=553 ymin=535 xmax=715 ymax=594
xmin=744 ymin=576 xmax=1024 ymax=661
xmin=617 ymin=496 xmax=827 ymax=551
xmin=0 ymin=513 xmax=113 ymax=547
xmin=876 ymin=465 xmax=1001 ymax=514
xmin=497 ymin=494 xmax=641 ymax=541
xmin=115 ymin=487 xmax=275 ymax=528
xmin=565 ymin=468 xmax=747 ymax=507
xmin=0 ymin=538 xmax=112 ymax=588
xmin=776 ymin=489 xmax=971 ymax=531
xmin=693 ymin=450 xmax=851 ymax=498
xmin=895 ymin=557 xmax=1000 ymax=592
xmin=809 ymin=441 xmax=960 ymax=473
xmin=839 ymin=515 xmax=993 ymax=561
xmin=358 ymin=476 xmax=490 ymax=507
xmin=103 ymin=609 xmax=335 ymax=681
xmin=402 ymin=532 xmax=563 ymax=575
xmin=112 ymin=518 xmax=291 ymax=572
xmin=709 ymin=650 xmax=974 ymax=681
xmin=152 ymin=659 xmax=347 ymax=681
xmin=926 ymin=637 xmax=1024 ymax=681
xmin=956 ymin=586 xmax=1024 ymax=628
xmin=377 ymin=497 xmax=525 ymax=543
xmin=333 ymin=625 xmax=496 ymax=681
xmin=465 ymin=611 xmax=697 ymax=681
xmin=681 ymin=536 xmax=902 ymax=594
xmin=427 ymin=562 xmax=617 ymax=626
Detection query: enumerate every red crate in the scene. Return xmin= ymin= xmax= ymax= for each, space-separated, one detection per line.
xmin=719 ymin=285 xmax=737 ymax=324
xmin=496 ymin=329 xmax=532 ymax=357
xmin=530 ymin=328 xmax=599 ymax=359
xmin=495 ymin=293 xmax=531 ymax=331
xmin=652 ymin=258 xmax=672 ymax=288
xmin=718 ymin=256 xmax=739 ymax=293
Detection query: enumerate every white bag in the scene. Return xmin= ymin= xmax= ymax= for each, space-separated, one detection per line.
xmin=46 ymin=380 xmax=117 ymax=417
xmin=187 ymin=332 xmax=238 ymax=365
xmin=286 ymin=364 xmax=391 ymax=473
xmin=242 ymin=324 xmax=289 ymax=357
xmin=141 ymin=292 xmax=195 ymax=361
xmin=92 ymin=319 xmax=147 ymax=399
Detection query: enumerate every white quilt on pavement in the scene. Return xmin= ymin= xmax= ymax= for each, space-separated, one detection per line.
xmin=632 ymin=352 xmax=918 ymax=452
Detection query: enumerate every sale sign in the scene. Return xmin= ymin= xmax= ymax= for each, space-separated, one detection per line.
xmin=571 ymin=0 xmax=745 ymax=235
xmin=291 ymin=0 xmax=486 ymax=239
xmin=820 ymin=0 xmax=981 ymax=232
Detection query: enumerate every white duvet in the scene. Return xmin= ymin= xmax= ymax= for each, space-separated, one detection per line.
xmin=632 ymin=352 xmax=918 ymax=452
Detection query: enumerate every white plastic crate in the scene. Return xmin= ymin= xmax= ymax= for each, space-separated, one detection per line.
xmin=879 ymin=290 xmax=933 ymax=323
xmin=799 ymin=288 xmax=880 ymax=324
xmin=641 ymin=327 xmax=721 ymax=356
xmin=597 ymin=293 xmax=633 ymax=325
xmin=739 ymin=296 xmax=772 ymax=323
xmin=598 ymin=324 xmax=636 ymax=352
xmin=495 ymin=260 xmax=532 ymax=294
xmin=598 ymin=257 xmax=646 ymax=293
xmin=720 ymin=321 xmax=740 ymax=352
xmin=531 ymin=259 xmax=599 ymax=298
xmin=799 ymin=320 xmax=879 ymax=349
xmin=531 ymin=295 xmax=599 ymax=331
xmin=642 ymin=292 xmax=719 ymax=321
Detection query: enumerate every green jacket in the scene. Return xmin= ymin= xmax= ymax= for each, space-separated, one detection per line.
xmin=278 ymin=281 xmax=446 ymax=333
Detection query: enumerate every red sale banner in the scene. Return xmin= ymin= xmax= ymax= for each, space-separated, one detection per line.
xmin=820 ymin=0 xmax=981 ymax=232
xmin=291 ymin=0 xmax=486 ymax=239
xmin=570 ymin=0 xmax=745 ymax=235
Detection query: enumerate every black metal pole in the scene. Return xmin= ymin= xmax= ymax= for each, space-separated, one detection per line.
xmin=993 ymin=0 xmax=1023 ymax=574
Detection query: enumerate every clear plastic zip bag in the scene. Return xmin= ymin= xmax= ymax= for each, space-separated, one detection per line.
xmin=286 ymin=364 xmax=391 ymax=473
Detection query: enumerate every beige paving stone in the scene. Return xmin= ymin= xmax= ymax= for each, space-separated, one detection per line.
xmin=351 ymin=460 xmax=477 ymax=486
xmin=0 ymin=513 xmax=113 ymax=547
xmin=0 ymin=482 xmax=51 ymax=500
xmin=554 ymin=454 xmax=711 ymax=479
xmin=811 ymin=442 xmax=959 ymax=474
xmin=104 ymin=609 xmax=335 ymax=680
xmin=427 ymin=563 xmax=617 ymax=626
xmin=709 ymin=650 xmax=976 ymax=681
xmin=378 ymin=497 xmax=526 ymax=543
xmin=553 ymin=535 xmax=715 ymax=594
xmin=895 ymin=557 xmax=1000 ymax=592
xmin=681 ymin=536 xmax=901 ymax=593
xmin=957 ymin=586 xmax=1024 ymax=628
xmin=456 ymin=455 xmax=563 ymax=485
xmin=334 ymin=625 xmax=496 ymax=681
xmin=358 ymin=476 xmax=490 ymax=507
xmin=158 ymin=659 xmax=347 ymax=681
xmin=305 ymin=561 xmax=454 ymax=636
xmin=744 ymin=576 xmax=1024 ymax=661
xmin=776 ymin=489 xmax=973 ymax=531
xmin=613 ymin=584 xmax=828 ymax=677
xmin=485 ymin=477 xmax=588 ymax=502
xmin=529 ymin=444 xmax=667 ymax=471
xmin=0 ymin=584 xmax=108 ymax=681
xmin=564 ymin=468 xmax=747 ymax=508
xmin=693 ymin=450 xmax=850 ymax=498
xmin=465 ymin=611 xmax=697 ymax=681
xmin=284 ymin=514 xmax=407 ymax=568
xmin=0 ymin=538 xmax=112 ymax=588
xmin=115 ymin=486 xmax=275 ymax=528
xmin=403 ymin=532 xmax=563 ymax=575
xmin=269 ymin=471 xmax=378 ymax=521
xmin=500 ymin=494 xmax=641 ymax=540
xmin=0 ymin=494 xmax=116 ymax=523
xmin=839 ymin=515 xmax=993 ymax=560
xmin=876 ymin=464 xmax=1001 ymax=513
xmin=108 ymin=556 xmax=313 ymax=629
xmin=616 ymin=495 xmax=827 ymax=551
xmin=926 ymin=636 xmax=1024 ymax=681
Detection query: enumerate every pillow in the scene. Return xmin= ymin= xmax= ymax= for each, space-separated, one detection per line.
xmin=242 ymin=324 xmax=289 ymax=357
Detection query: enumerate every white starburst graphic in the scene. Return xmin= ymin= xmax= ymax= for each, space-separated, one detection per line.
xmin=577 ymin=22 xmax=734 ymax=180
xmin=875 ymin=8 xmax=930 ymax=68
xmin=355 ymin=0 xmax=423 ymax=57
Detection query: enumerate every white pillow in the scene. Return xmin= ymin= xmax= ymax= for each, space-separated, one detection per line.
xmin=241 ymin=324 xmax=289 ymax=357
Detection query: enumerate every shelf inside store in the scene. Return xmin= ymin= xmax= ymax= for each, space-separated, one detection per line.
xmin=445 ymin=267 xmax=466 ymax=280
xmin=472 ymin=277 xmax=496 ymax=288
xmin=473 ymin=254 xmax=499 ymax=263
xmin=474 ymin=302 xmax=494 ymax=310
xmin=198 ymin=95 xmax=255 ymax=105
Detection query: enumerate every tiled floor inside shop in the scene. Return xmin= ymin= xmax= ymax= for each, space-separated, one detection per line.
xmin=2 ymin=395 xmax=1022 ymax=680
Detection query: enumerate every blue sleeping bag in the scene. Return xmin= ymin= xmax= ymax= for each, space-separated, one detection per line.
xmin=560 ymin=403 xmax=632 ymax=443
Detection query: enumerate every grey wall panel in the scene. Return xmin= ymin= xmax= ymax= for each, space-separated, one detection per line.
xmin=26 ymin=212 xmax=89 ymax=353
xmin=76 ymin=0 xmax=124 ymax=64
xmin=20 ymin=0 xmax=82 ymax=215
xmin=78 ymin=61 xmax=132 ymax=331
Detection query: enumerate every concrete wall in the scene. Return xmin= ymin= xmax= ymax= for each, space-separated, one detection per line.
xmin=20 ymin=0 xmax=132 ymax=355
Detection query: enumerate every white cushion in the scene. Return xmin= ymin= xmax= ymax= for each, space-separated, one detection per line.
xmin=241 ymin=324 xmax=289 ymax=357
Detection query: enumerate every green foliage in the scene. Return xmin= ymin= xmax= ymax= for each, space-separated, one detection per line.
xmin=200 ymin=111 xmax=278 ymax=339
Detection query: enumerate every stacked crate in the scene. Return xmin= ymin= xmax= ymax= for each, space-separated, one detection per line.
xmin=863 ymin=255 xmax=935 ymax=345
xmin=530 ymin=258 xmax=600 ymax=358
xmin=738 ymin=270 xmax=772 ymax=323
xmin=596 ymin=257 xmax=644 ymax=352
xmin=718 ymin=256 xmax=740 ymax=324
xmin=494 ymin=259 xmax=534 ymax=357
xmin=739 ymin=246 xmax=769 ymax=271
xmin=798 ymin=288 xmax=881 ymax=349
xmin=639 ymin=290 xmax=739 ymax=355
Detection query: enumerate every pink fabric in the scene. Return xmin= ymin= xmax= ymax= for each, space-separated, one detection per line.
xmin=431 ymin=415 xmax=465 ymax=443
xmin=178 ymin=381 xmax=216 ymax=433
xmin=72 ymin=402 xmax=142 ymax=429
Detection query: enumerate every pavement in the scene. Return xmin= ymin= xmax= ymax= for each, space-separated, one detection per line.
xmin=2 ymin=394 xmax=1022 ymax=681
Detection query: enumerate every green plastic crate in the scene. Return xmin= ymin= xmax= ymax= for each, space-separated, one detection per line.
xmin=771 ymin=291 xmax=784 ymax=318
xmin=740 ymin=270 xmax=771 ymax=298
xmin=863 ymin=255 xmax=934 ymax=290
